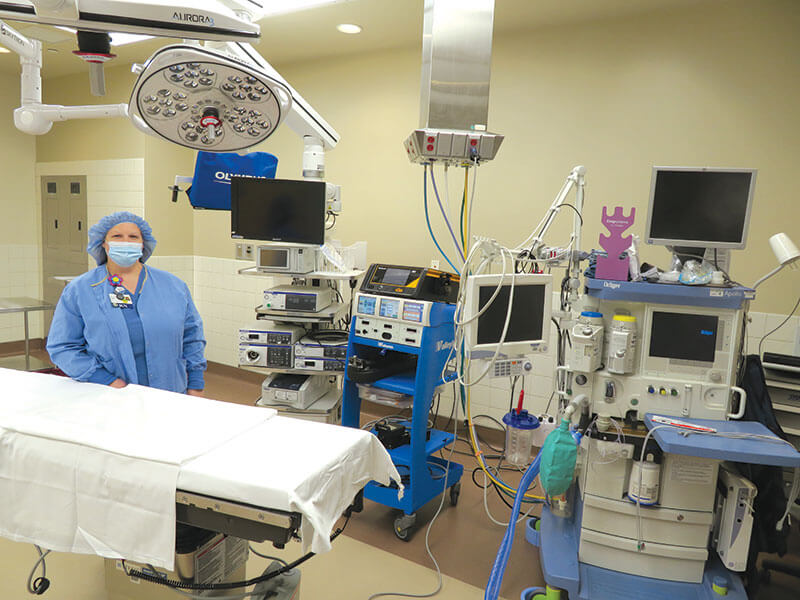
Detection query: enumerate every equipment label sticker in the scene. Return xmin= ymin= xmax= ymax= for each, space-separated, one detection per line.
xmin=670 ymin=456 xmax=715 ymax=484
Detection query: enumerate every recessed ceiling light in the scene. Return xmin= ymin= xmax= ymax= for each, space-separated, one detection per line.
xmin=0 ymin=46 xmax=10 ymax=54
xmin=336 ymin=23 xmax=362 ymax=35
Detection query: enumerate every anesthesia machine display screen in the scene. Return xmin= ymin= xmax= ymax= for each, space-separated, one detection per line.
xmin=230 ymin=178 xmax=326 ymax=244
xmin=648 ymin=311 xmax=718 ymax=363
xmin=477 ymin=284 xmax=546 ymax=345
xmin=646 ymin=168 xmax=755 ymax=248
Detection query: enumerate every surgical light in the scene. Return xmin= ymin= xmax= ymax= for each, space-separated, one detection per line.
xmin=128 ymin=44 xmax=292 ymax=152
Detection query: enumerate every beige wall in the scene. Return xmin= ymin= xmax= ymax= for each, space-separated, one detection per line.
xmin=36 ymin=66 xmax=143 ymax=163
xmin=189 ymin=0 xmax=800 ymax=313
xmin=33 ymin=0 xmax=800 ymax=315
xmin=0 ymin=69 xmax=39 ymax=343
xmin=0 ymin=71 xmax=37 ymax=245
xmin=143 ymin=136 xmax=196 ymax=255
xmin=35 ymin=66 xmax=196 ymax=255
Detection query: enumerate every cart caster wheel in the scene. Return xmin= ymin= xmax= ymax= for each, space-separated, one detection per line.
xmin=394 ymin=513 xmax=416 ymax=542
xmin=761 ymin=568 xmax=771 ymax=585
xmin=449 ymin=483 xmax=461 ymax=506
xmin=521 ymin=586 xmax=546 ymax=600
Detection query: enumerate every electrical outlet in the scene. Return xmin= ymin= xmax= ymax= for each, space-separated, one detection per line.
xmin=430 ymin=259 xmax=440 ymax=270
xmin=235 ymin=243 xmax=255 ymax=260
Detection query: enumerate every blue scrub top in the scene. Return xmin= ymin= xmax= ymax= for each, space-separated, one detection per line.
xmin=47 ymin=265 xmax=206 ymax=394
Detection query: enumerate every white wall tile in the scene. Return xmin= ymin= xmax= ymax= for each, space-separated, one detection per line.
xmin=748 ymin=312 xmax=767 ymax=337
xmin=764 ymin=314 xmax=798 ymax=343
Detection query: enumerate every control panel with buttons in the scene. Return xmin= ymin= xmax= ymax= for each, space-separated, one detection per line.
xmin=492 ymin=358 xmax=533 ymax=378
xmin=238 ymin=323 xmax=304 ymax=369
xmin=354 ymin=293 xmax=435 ymax=347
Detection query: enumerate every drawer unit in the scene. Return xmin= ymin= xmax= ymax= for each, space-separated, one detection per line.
xmin=582 ymin=493 xmax=713 ymax=548
xmin=579 ymin=528 xmax=708 ymax=583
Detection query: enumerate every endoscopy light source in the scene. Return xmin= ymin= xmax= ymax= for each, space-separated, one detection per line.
xmin=128 ymin=44 xmax=293 ymax=152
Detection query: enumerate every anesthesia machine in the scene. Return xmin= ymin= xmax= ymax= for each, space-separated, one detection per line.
xmin=451 ymin=165 xmax=800 ymax=600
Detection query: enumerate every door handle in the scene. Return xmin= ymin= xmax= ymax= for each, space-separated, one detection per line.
xmin=78 ymin=221 xmax=82 ymax=231
xmin=54 ymin=219 xmax=58 ymax=229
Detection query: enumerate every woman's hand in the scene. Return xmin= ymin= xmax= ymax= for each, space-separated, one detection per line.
xmin=109 ymin=378 xmax=127 ymax=388
xmin=187 ymin=389 xmax=204 ymax=398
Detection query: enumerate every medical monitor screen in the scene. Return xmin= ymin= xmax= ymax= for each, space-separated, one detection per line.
xmin=477 ymin=284 xmax=546 ymax=346
xmin=646 ymin=168 xmax=755 ymax=248
xmin=230 ymin=178 xmax=326 ymax=244
xmin=649 ymin=312 xmax=718 ymax=363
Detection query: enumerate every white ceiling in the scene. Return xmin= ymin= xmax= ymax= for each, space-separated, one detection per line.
xmin=0 ymin=0 xmax=714 ymax=78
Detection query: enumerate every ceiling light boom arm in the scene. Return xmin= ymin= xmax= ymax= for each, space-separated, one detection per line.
xmin=3 ymin=19 xmax=128 ymax=134
xmin=221 ymin=42 xmax=340 ymax=152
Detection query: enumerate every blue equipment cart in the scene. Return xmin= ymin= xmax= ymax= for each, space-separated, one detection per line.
xmin=342 ymin=300 xmax=463 ymax=540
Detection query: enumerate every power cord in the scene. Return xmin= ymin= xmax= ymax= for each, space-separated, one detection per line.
xmin=366 ymin=402 xmax=460 ymax=600
xmin=27 ymin=546 xmax=50 ymax=595
xmin=758 ymin=293 xmax=800 ymax=357
xmin=247 ymin=546 xmax=288 ymax=566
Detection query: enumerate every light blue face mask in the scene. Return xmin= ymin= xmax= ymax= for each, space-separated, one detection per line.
xmin=107 ymin=241 xmax=143 ymax=267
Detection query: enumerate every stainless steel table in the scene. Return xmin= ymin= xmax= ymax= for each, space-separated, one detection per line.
xmin=0 ymin=297 xmax=56 ymax=371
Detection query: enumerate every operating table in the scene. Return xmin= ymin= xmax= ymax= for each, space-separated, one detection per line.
xmin=0 ymin=367 xmax=400 ymax=570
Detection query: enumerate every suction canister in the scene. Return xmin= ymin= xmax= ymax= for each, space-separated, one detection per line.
xmin=502 ymin=409 xmax=539 ymax=466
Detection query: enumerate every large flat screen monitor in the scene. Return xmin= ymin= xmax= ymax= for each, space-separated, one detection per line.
xmin=230 ymin=178 xmax=326 ymax=245
xmin=645 ymin=167 xmax=756 ymax=249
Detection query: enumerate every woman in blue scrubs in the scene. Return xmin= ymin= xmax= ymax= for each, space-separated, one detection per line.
xmin=46 ymin=211 xmax=206 ymax=395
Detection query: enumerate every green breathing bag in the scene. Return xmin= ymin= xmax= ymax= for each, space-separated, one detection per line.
xmin=538 ymin=418 xmax=578 ymax=497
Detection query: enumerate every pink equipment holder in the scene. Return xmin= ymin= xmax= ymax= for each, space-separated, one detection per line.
xmin=596 ymin=206 xmax=636 ymax=281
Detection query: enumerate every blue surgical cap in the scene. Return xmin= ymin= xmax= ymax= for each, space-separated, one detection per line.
xmin=87 ymin=211 xmax=157 ymax=265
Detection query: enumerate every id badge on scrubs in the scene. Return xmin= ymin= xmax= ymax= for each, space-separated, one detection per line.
xmin=109 ymin=293 xmax=133 ymax=309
